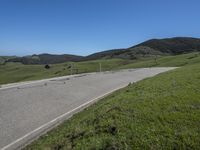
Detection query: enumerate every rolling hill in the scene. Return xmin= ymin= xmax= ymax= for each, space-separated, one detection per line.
xmin=6 ymin=53 xmax=83 ymax=65
xmin=3 ymin=37 xmax=200 ymax=64
xmin=85 ymin=37 xmax=200 ymax=60
xmin=1 ymin=52 xmax=200 ymax=84
xmin=134 ymin=37 xmax=200 ymax=54
xmin=85 ymin=46 xmax=164 ymax=60
xmin=0 ymin=56 xmax=17 ymax=64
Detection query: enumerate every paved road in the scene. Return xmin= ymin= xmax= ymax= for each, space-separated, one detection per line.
xmin=0 ymin=67 xmax=176 ymax=150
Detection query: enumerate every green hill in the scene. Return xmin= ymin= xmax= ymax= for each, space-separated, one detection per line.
xmin=4 ymin=37 xmax=200 ymax=64
xmin=0 ymin=56 xmax=17 ymax=64
xmin=1 ymin=52 xmax=200 ymax=85
xmin=134 ymin=37 xmax=200 ymax=54
xmin=6 ymin=53 xmax=83 ymax=65
xmin=85 ymin=37 xmax=200 ymax=60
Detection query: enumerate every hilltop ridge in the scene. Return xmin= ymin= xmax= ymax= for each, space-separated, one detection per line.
xmin=4 ymin=37 xmax=200 ymax=64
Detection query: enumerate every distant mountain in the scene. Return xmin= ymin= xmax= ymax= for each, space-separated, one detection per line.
xmin=134 ymin=37 xmax=200 ymax=54
xmin=84 ymin=49 xmax=127 ymax=60
xmin=6 ymin=54 xmax=83 ymax=64
xmin=85 ymin=37 xmax=200 ymax=60
xmin=0 ymin=56 xmax=17 ymax=64
xmin=85 ymin=46 xmax=164 ymax=60
xmin=4 ymin=37 xmax=200 ymax=64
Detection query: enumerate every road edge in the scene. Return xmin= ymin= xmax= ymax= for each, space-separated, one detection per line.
xmin=1 ymin=83 xmax=129 ymax=150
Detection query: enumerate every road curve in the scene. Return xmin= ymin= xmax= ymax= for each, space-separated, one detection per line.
xmin=0 ymin=67 xmax=176 ymax=150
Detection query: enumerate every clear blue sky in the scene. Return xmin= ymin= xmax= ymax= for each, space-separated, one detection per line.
xmin=0 ymin=0 xmax=200 ymax=56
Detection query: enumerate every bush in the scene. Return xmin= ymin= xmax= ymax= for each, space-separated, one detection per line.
xmin=44 ymin=64 xmax=50 ymax=69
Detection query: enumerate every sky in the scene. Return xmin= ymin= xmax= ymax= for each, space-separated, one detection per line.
xmin=0 ymin=0 xmax=200 ymax=56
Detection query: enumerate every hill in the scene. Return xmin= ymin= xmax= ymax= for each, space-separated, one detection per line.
xmin=3 ymin=37 xmax=200 ymax=64
xmin=0 ymin=56 xmax=17 ymax=64
xmin=84 ymin=49 xmax=127 ymax=60
xmin=85 ymin=37 xmax=200 ymax=60
xmin=85 ymin=46 xmax=164 ymax=60
xmin=134 ymin=37 xmax=200 ymax=54
xmin=6 ymin=53 xmax=83 ymax=65
xmin=1 ymin=52 xmax=200 ymax=85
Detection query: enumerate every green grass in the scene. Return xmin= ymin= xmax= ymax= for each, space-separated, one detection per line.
xmin=120 ymin=52 xmax=200 ymax=69
xmin=1 ymin=52 xmax=200 ymax=84
xmin=0 ymin=59 xmax=130 ymax=84
xmin=24 ymin=63 xmax=200 ymax=150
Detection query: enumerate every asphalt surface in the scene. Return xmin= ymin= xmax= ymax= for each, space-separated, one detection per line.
xmin=0 ymin=67 xmax=176 ymax=150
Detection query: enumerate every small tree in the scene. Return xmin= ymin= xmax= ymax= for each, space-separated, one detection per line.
xmin=44 ymin=64 xmax=50 ymax=69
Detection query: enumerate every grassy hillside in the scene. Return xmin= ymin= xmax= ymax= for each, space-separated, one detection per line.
xmin=120 ymin=52 xmax=200 ymax=69
xmin=85 ymin=46 xmax=164 ymax=60
xmin=0 ymin=59 xmax=131 ymax=84
xmin=0 ymin=52 xmax=200 ymax=85
xmin=135 ymin=37 xmax=200 ymax=54
xmin=5 ymin=37 xmax=200 ymax=63
xmin=85 ymin=37 xmax=200 ymax=60
xmin=7 ymin=53 xmax=83 ymax=65
xmin=0 ymin=56 xmax=16 ymax=64
xmin=24 ymin=62 xmax=200 ymax=149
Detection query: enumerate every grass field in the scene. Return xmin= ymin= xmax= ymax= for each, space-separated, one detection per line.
xmin=24 ymin=62 xmax=200 ymax=149
xmin=120 ymin=52 xmax=200 ymax=69
xmin=1 ymin=52 xmax=200 ymax=85
xmin=0 ymin=59 xmax=131 ymax=84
